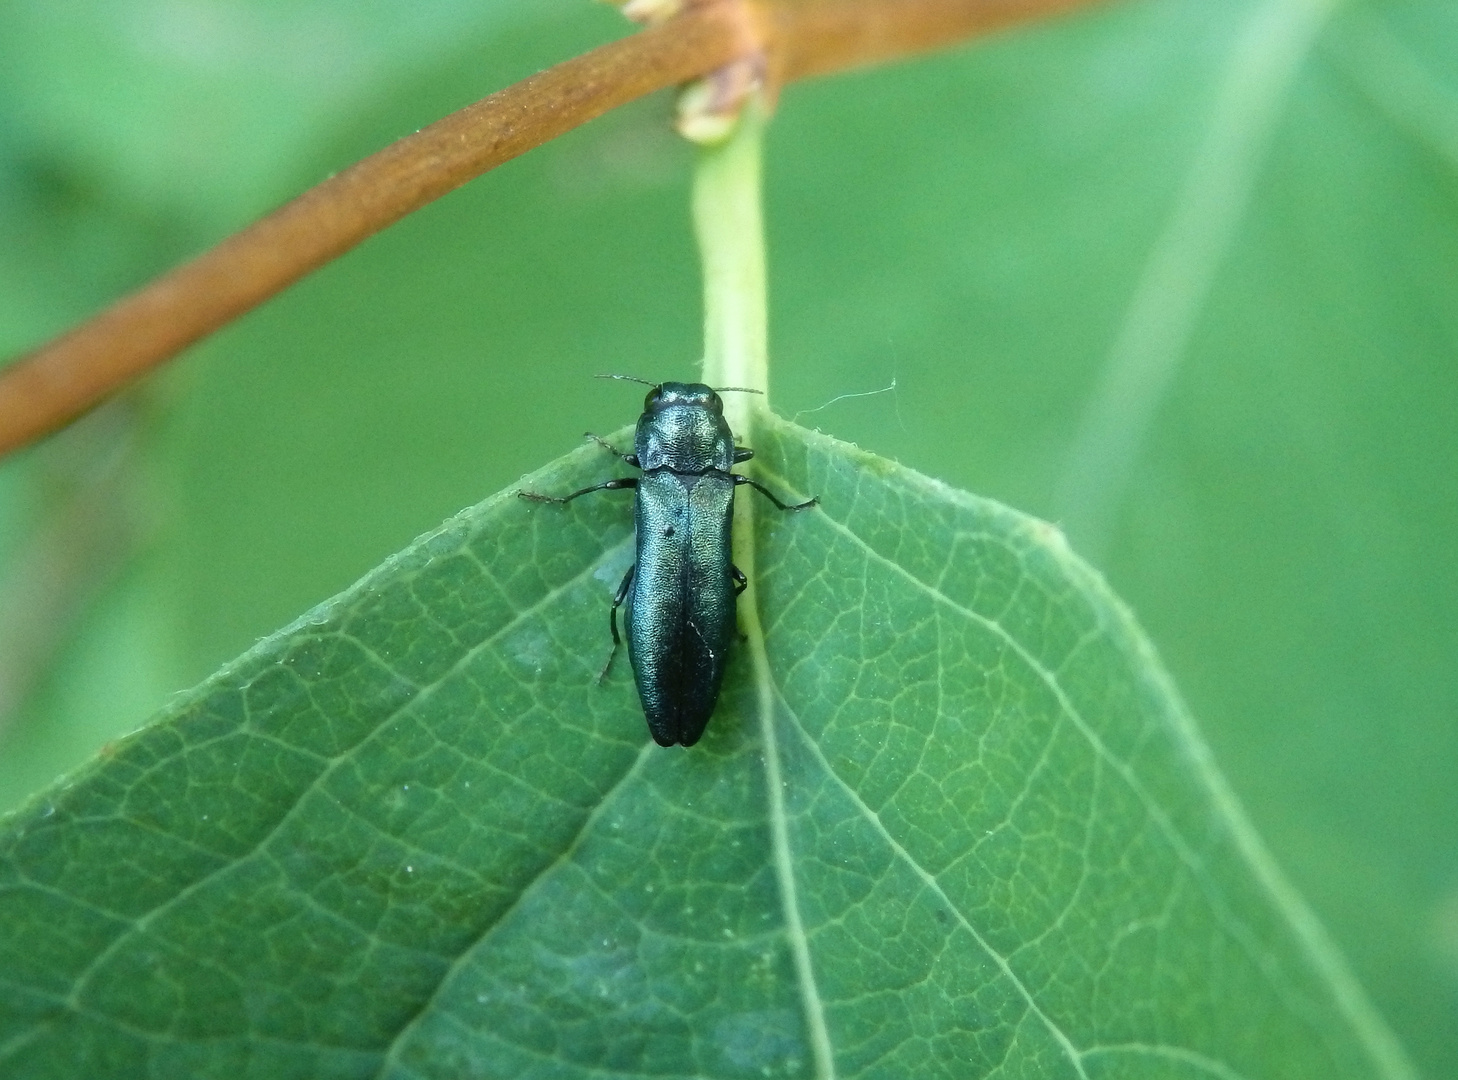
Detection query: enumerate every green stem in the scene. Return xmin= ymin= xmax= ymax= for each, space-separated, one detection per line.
xmin=689 ymin=94 xmax=835 ymax=1079
xmin=692 ymin=99 xmax=768 ymax=435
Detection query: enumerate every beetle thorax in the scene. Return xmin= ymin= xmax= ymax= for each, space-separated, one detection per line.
xmin=635 ymin=403 xmax=735 ymax=473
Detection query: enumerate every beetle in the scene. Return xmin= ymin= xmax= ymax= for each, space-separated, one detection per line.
xmin=519 ymin=377 xmax=817 ymax=747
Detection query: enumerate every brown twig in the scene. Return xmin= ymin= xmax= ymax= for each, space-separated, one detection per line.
xmin=0 ymin=0 xmax=1101 ymax=458
xmin=767 ymin=0 xmax=1104 ymax=86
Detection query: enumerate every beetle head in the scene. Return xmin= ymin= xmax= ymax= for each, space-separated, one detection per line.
xmin=646 ymin=382 xmax=722 ymax=415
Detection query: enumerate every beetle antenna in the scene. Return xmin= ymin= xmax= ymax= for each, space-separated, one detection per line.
xmin=711 ymin=386 xmax=765 ymax=395
xmin=595 ymin=373 xmax=658 ymax=387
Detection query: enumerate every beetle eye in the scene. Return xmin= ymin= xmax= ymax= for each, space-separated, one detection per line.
xmin=644 ymin=388 xmax=660 ymax=411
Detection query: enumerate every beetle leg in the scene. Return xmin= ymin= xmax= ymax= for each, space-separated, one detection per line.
xmin=584 ymin=433 xmax=640 ymax=467
xmin=518 ymin=477 xmax=638 ymax=505
xmin=730 ymin=566 xmax=749 ymax=640
xmin=608 ymin=564 xmax=635 ymax=646
xmin=733 ymin=475 xmax=819 ymax=511
xmin=733 ymin=447 xmax=754 ymax=463
xmin=599 ymin=564 xmax=635 ymax=683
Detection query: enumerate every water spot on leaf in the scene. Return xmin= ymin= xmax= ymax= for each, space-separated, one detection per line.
xmin=505 ymin=624 xmax=553 ymax=674
xmin=713 ymin=1009 xmax=803 ymax=1073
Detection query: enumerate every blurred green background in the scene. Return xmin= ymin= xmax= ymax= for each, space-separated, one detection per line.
xmin=0 ymin=0 xmax=1453 ymax=1074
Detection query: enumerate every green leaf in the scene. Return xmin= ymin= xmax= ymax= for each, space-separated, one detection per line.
xmin=0 ymin=419 xmax=1409 ymax=1079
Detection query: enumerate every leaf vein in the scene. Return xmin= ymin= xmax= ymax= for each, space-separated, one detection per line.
xmin=60 ymin=536 xmax=633 ymax=1014
xmin=756 ymin=461 xmax=1318 ymax=1027
xmin=777 ymin=691 xmax=1089 ymax=1078
xmin=1081 ymin=1041 xmax=1254 ymax=1080
xmin=369 ymin=737 xmax=657 ymax=1079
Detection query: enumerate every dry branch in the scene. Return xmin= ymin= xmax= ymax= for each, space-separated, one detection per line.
xmin=0 ymin=0 xmax=1101 ymax=457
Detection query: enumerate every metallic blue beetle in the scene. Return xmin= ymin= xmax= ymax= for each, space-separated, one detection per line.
xmin=521 ymin=379 xmax=816 ymax=746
